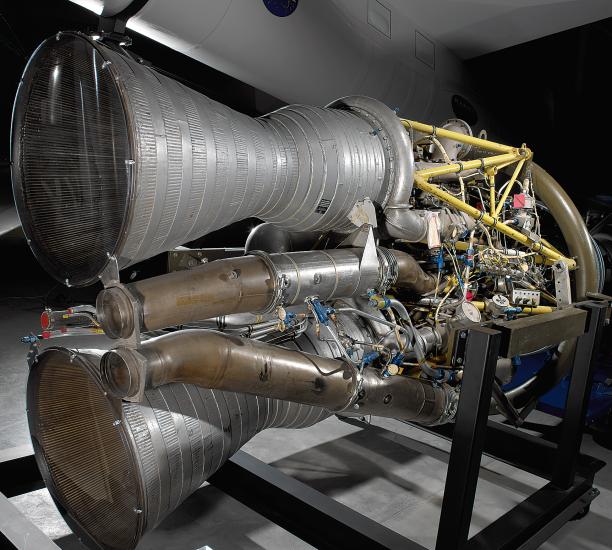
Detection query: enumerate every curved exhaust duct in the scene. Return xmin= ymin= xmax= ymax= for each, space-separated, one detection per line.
xmin=100 ymin=329 xmax=454 ymax=426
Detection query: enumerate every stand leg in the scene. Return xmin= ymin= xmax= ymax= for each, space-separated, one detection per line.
xmin=552 ymin=301 xmax=607 ymax=489
xmin=435 ymin=326 xmax=501 ymax=550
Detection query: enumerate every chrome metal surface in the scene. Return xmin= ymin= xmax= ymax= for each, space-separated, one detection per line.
xmin=12 ymin=32 xmax=405 ymax=286
xmin=97 ymin=247 xmax=435 ymax=337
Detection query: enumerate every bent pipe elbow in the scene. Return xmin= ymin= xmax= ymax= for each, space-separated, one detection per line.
xmin=531 ymin=163 xmax=600 ymax=299
xmin=390 ymin=250 xmax=438 ymax=294
xmin=384 ymin=208 xmax=429 ymax=242
xmin=101 ymin=330 xmax=453 ymax=425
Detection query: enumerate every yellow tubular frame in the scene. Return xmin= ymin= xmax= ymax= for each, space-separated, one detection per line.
xmin=495 ymin=159 xmax=525 ymax=217
xmin=471 ymin=301 xmax=554 ymax=315
xmin=487 ymin=169 xmax=496 ymax=217
xmin=401 ymin=119 xmax=514 ymax=154
xmin=402 ymin=118 xmax=576 ymax=270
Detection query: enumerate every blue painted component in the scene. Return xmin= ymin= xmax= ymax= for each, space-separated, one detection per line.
xmin=367 ymin=289 xmax=390 ymax=309
xmin=361 ymin=351 xmax=380 ymax=368
xmin=435 ymin=249 xmax=444 ymax=270
xmin=309 ymin=298 xmax=334 ymax=325
xmin=504 ymin=306 xmax=522 ymax=320
xmin=457 ymin=252 xmax=475 ymax=269
xmin=283 ymin=311 xmax=296 ymax=327
xmin=263 ymin=0 xmax=299 ymax=17
xmin=503 ymin=349 xmax=612 ymax=425
xmin=21 ymin=335 xmax=39 ymax=344
xmin=420 ymin=362 xmax=446 ymax=381
xmin=390 ymin=352 xmax=404 ymax=365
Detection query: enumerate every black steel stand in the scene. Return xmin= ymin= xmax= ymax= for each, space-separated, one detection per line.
xmin=429 ymin=300 xmax=607 ymax=550
xmin=0 ymin=302 xmax=607 ymax=550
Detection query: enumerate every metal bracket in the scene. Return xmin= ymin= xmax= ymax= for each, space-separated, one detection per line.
xmin=552 ymin=260 xmax=572 ymax=306
xmin=337 ymin=223 xmax=374 ymax=248
xmin=99 ymin=255 xmax=120 ymax=287
xmin=359 ymin=227 xmax=381 ymax=295
xmin=347 ymin=197 xmax=378 ymax=229
xmin=450 ymin=328 xmax=468 ymax=367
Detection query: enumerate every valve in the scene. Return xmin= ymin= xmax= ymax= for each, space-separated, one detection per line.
xmin=367 ymin=289 xmax=390 ymax=310
xmin=306 ymin=297 xmax=335 ymax=326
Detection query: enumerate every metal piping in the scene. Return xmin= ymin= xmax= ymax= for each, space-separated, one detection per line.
xmin=500 ymin=164 xmax=600 ymax=410
xmin=97 ymin=248 xmax=437 ymax=338
xmin=100 ymin=330 xmax=454 ymax=426
xmin=531 ymin=163 xmax=600 ymax=299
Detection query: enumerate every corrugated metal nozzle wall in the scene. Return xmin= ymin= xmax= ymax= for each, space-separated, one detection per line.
xmin=27 ymin=347 xmax=329 ymax=549
xmin=12 ymin=32 xmax=396 ymax=286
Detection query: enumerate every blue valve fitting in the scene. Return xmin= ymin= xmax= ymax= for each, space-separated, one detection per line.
xmin=283 ymin=311 xmax=296 ymax=327
xmin=361 ymin=351 xmax=380 ymax=368
xmin=367 ymin=289 xmax=390 ymax=310
xmin=309 ymin=298 xmax=334 ymax=325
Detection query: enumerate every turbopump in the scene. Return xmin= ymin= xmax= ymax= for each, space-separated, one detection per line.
xmin=11 ymin=32 xmax=601 ymax=549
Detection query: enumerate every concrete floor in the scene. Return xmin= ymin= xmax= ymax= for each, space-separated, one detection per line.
xmin=1 ymin=240 xmax=612 ymax=549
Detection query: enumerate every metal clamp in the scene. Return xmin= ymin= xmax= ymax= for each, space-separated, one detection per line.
xmin=249 ymin=250 xmax=289 ymax=313
xmin=376 ymin=247 xmax=399 ymax=293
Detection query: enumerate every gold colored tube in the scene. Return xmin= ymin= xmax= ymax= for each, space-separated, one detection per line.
xmin=488 ymin=170 xmax=496 ymax=217
xmin=471 ymin=301 xmax=554 ymax=314
xmin=495 ymin=159 xmax=525 ymax=217
xmin=413 ymin=175 xmax=576 ymax=269
xmin=100 ymin=330 xmax=451 ymax=425
xmin=415 ymin=152 xmax=522 ymax=179
xmin=401 ymin=119 xmax=515 ymax=154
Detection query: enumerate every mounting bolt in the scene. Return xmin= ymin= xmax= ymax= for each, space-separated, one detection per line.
xmin=113 ymin=419 xmax=121 ymax=426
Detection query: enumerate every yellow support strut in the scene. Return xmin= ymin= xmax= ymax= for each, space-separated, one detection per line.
xmin=402 ymin=116 xmax=575 ymax=269
xmin=413 ymin=175 xmax=576 ymax=269
xmin=471 ymin=301 xmax=554 ymax=315
xmin=495 ymin=159 xmax=525 ymax=218
xmin=415 ymin=152 xmax=522 ymax=179
xmin=401 ymin=119 xmax=514 ymax=154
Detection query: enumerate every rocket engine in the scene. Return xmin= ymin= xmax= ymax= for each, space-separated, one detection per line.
xmin=11 ymin=32 xmax=601 ymax=549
